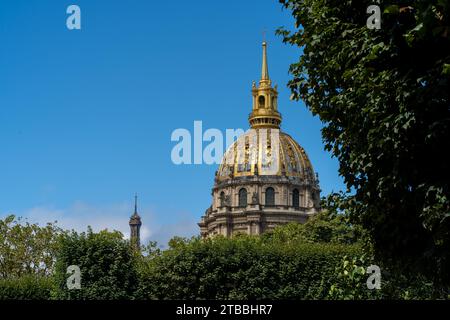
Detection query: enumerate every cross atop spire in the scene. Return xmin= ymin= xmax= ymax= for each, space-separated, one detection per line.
xmin=134 ymin=193 xmax=138 ymax=215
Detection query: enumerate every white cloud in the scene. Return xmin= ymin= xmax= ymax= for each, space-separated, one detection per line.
xmin=3 ymin=201 xmax=199 ymax=247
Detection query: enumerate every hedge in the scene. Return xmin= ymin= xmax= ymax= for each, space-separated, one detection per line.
xmin=0 ymin=275 xmax=54 ymax=300
xmin=2 ymin=234 xmax=445 ymax=300
xmin=51 ymin=229 xmax=139 ymax=300
xmin=136 ymin=236 xmax=363 ymax=299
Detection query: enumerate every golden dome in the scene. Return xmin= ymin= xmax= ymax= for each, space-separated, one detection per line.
xmin=216 ymin=42 xmax=316 ymax=182
xmin=199 ymin=41 xmax=321 ymax=239
xmin=217 ymin=129 xmax=316 ymax=181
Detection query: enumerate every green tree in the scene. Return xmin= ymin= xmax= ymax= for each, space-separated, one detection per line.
xmin=328 ymin=254 xmax=381 ymax=300
xmin=0 ymin=215 xmax=62 ymax=278
xmin=278 ymin=0 xmax=450 ymax=287
xmin=52 ymin=228 xmax=138 ymax=300
xmin=262 ymin=209 xmax=363 ymax=245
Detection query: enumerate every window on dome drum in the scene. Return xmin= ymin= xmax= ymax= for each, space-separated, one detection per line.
xmin=293 ymin=189 xmax=300 ymax=208
xmin=265 ymin=187 xmax=275 ymax=206
xmin=258 ymin=95 xmax=265 ymax=108
xmin=220 ymin=191 xmax=225 ymax=207
xmin=238 ymin=188 xmax=247 ymax=207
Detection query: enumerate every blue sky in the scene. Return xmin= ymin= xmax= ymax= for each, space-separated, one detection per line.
xmin=0 ymin=0 xmax=345 ymax=246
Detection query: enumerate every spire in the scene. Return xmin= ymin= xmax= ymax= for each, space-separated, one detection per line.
xmin=249 ymin=41 xmax=282 ymax=129
xmin=129 ymin=193 xmax=142 ymax=251
xmin=261 ymin=42 xmax=269 ymax=82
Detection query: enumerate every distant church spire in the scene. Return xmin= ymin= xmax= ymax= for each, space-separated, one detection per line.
xmin=129 ymin=193 xmax=142 ymax=250
xmin=249 ymin=41 xmax=282 ymax=129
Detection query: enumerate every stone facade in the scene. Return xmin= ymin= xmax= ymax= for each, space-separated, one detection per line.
xmin=199 ymin=174 xmax=320 ymax=237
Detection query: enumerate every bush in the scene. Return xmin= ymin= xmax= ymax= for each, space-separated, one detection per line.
xmin=262 ymin=210 xmax=363 ymax=245
xmin=52 ymin=228 xmax=139 ymax=300
xmin=328 ymin=253 xmax=450 ymax=300
xmin=136 ymin=235 xmax=363 ymax=300
xmin=0 ymin=275 xmax=54 ymax=300
xmin=327 ymin=253 xmax=382 ymax=300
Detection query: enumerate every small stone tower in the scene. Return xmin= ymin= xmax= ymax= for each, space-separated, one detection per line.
xmin=129 ymin=194 xmax=142 ymax=250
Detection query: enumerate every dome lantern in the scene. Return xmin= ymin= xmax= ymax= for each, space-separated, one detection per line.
xmin=249 ymin=42 xmax=282 ymax=129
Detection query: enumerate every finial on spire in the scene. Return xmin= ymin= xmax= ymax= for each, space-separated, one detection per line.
xmin=134 ymin=193 xmax=138 ymax=214
xmin=261 ymin=41 xmax=270 ymax=82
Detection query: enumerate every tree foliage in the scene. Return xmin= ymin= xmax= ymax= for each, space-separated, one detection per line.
xmin=0 ymin=275 xmax=54 ymax=300
xmin=136 ymin=235 xmax=362 ymax=300
xmin=262 ymin=209 xmax=363 ymax=245
xmin=0 ymin=215 xmax=62 ymax=278
xmin=328 ymin=253 xmax=382 ymax=300
xmin=278 ymin=0 xmax=450 ymax=286
xmin=1 ymin=221 xmax=446 ymax=300
xmin=52 ymin=228 xmax=138 ymax=300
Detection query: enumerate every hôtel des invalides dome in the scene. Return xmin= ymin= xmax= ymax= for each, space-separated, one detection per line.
xmin=199 ymin=42 xmax=321 ymax=238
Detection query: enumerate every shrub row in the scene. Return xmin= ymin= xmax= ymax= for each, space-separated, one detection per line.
xmin=2 ymin=230 xmax=446 ymax=300
xmin=0 ymin=275 xmax=54 ymax=300
xmin=136 ymin=236 xmax=363 ymax=300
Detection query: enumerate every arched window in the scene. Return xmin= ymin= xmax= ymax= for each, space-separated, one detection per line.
xmin=220 ymin=191 xmax=225 ymax=207
xmin=238 ymin=188 xmax=247 ymax=207
xmin=265 ymin=187 xmax=275 ymax=206
xmin=292 ymin=189 xmax=300 ymax=208
xmin=258 ymin=95 xmax=265 ymax=108
xmin=300 ymin=192 xmax=305 ymax=207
